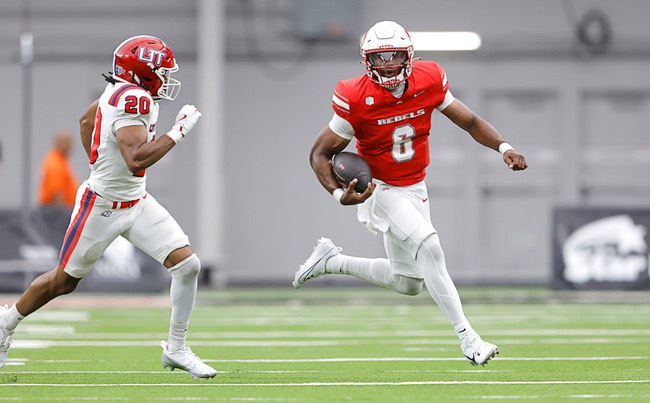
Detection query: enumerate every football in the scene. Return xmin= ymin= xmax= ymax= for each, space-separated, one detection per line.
xmin=331 ymin=151 xmax=373 ymax=193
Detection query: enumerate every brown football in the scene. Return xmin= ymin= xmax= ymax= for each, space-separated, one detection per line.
xmin=331 ymin=152 xmax=373 ymax=193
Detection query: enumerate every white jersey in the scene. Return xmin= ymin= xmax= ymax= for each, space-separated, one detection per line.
xmin=87 ymin=82 xmax=160 ymax=201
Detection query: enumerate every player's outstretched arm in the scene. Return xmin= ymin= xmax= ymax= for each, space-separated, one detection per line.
xmin=79 ymin=99 xmax=99 ymax=160
xmin=441 ymin=98 xmax=528 ymax=171
xmin=310 ymin=125 xmax=374 ymax=205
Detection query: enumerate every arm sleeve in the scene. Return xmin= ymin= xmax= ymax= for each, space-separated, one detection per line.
xmin=328 ymin=113 xmax=354 ymax=140
xmin=113 ymin=116 xmax=146 ymax=132
xmin=436 ymin=90 xmax=455 ymax=111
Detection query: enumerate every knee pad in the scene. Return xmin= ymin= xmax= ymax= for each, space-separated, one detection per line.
xmin=392 ymin=275 xmax=423 ymax=296
xmin=168 ymin=253 xmax=201 ymax=279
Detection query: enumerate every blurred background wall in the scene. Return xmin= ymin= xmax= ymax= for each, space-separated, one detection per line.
xmin=0 ymin=0 xmax=649 ymax=287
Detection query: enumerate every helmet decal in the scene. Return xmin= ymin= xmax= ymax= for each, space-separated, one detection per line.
xmin=137 ymin=47 xmax=168 ymax=67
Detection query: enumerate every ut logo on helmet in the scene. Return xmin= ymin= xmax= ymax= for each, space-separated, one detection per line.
xmin=137 ymin=47 xmax=167 ymax=67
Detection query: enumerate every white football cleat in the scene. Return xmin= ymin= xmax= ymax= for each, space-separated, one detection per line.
xmin=161 ymin=341 xmax=217 ymax=379
xmin=292 ymin=237 xmax=341 ymax=289
xmin=0 ymin=305 xmax=13 ymax=369
xmin=461 ymin=334 xmax=499 ymax=366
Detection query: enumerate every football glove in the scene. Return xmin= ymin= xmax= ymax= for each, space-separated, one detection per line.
xmin=166 ymin=104 xmax=202 ymax=144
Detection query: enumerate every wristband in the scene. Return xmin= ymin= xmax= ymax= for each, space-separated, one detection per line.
xmin=165 ymin=127 xmax=185 ymax=144
xmin=332 ymin=188 xmax=344 ymax=203
xmin=498 ymin=142 xmax=514 ymax=155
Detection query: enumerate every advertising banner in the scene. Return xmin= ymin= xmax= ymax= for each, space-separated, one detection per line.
xmin=553 ymin=207 xmax=650 ymax=290
xmin=0 ymin=208 xmax=169 ymax=293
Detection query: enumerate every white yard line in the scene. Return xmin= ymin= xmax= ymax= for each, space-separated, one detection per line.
xmin=0 ymin=398 xmax=297 ymax=401
xmin=6 ymin=356 xmax=648 ymax=365
xmin=461 ymin=394 xmax=650 ymax=400
xmin=10 ymin=337 xmax=650 ymax=349
xmin=14 ymin=328 xmax=650 ymax=339
xmin=1 ymin=380 xmax=649 ymax=387
xmin=204 ymin=356 xmax=648 ymax=363
xmin=26 ymin=311 xmax=89 ymax=322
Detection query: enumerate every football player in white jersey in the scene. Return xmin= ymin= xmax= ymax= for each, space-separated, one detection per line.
xmin=0 ymin=35 xmax=216 ymax=379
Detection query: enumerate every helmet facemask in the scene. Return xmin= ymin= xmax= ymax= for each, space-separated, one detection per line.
xmin=365 ymin=50 xmax=412 ymax=89
xmin=152 ymin=64 xmax=181 ymax=101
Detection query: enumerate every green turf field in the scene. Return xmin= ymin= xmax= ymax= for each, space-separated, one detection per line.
xmin=1 ymin=287 xmax=649 ymax=402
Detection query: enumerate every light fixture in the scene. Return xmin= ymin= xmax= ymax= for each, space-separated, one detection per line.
xmin=409 ymin=32 xmax=482 ymax=51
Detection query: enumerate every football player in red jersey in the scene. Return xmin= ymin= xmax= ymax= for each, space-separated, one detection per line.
xmin=0 ymin=36 xmax=216 ymax=379
xmin=293 ymin=21 xmax=527 ymax=366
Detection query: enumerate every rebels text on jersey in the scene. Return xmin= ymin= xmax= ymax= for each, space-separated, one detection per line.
xmin=332 ymin=61 xmax=451 ymax=186
xmin=87 ymin=83 xmax=159 ymax=201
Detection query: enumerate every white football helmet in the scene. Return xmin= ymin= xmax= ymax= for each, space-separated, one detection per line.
xmin=360 ymin=21 xmax=414 ymax=88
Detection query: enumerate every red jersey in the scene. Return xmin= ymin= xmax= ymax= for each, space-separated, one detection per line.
xmin=332 ymin=61 xmax=450 ymax=186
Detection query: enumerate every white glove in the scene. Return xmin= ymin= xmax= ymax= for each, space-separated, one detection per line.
xmin=166 ymin=104 xmax=202 ymax=144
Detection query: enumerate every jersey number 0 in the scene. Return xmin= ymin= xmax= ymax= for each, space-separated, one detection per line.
xmin=391 ymin=124 xmax=415 ymax=162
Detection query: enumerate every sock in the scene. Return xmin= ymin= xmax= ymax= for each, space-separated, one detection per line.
xmin=167 ymin=254 xmax=200 ymax=351
xmin=326 ymin=254 xmax=422 ymax=296
xmin=415 ymin=234 xmax=475 ymax=340
xmin=1 ymin=304 xmax=25 ymax=333
xmin=167 ymin=321 xmax=188 ymax=351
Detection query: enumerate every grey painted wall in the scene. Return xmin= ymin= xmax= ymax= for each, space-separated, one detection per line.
xmin=1 ymin=0 xmax=649 ymax=286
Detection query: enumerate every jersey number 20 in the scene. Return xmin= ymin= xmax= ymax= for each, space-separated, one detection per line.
xmin=124 ymin=96 xmax=151 ymax=115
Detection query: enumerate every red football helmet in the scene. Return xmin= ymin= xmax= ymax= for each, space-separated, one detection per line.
xmin=360 ymin=21 xmax=414 ymax=89
xmin=112 ymin=35 xmax=181 ymax=101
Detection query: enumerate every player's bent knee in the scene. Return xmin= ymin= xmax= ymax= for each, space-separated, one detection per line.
xmin=168 ymin=253 xmax=201 ymax=279
xmin=57 ymin=281 xmax=79 ymax=295
xmin=49 ymin=267 xmax=81 ymax=296
xmin=392 ymin=275 xmax=423 ymax=296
